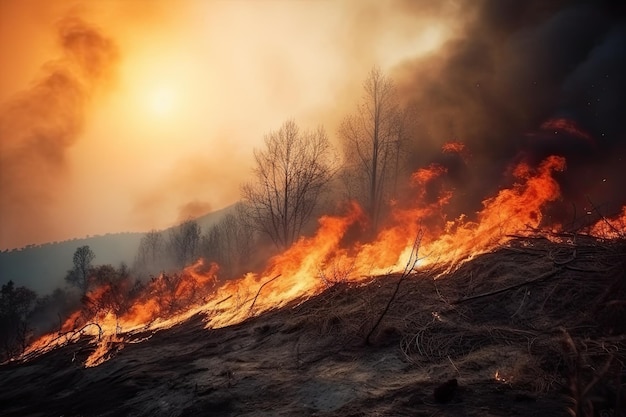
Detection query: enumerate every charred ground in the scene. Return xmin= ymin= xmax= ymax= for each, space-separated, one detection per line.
xmin=1 ymin=235 xmax=624 ymax=417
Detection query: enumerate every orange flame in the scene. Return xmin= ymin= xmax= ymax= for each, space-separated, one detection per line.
xmin=383 ymin=155 xmax=566 ymax=270
xmin=198 ymin=202 xmax=366 ymax=328
xmin=441 ymin=142 xmax=469 ymax=161
xmin=411 ymin=163 xmax=447 ymax=186
xmin=22 ymin=260 xmax=219 ymax=366
xmin=20 ymin=155 xmax=626 ymax=367
xmin=441 ymin=141 xmax=466 ymax=154
xmin=539 ymin=117 xmax=595 ymax=144
xmin=590 ymin=206 xmax=626 ymax=239
xmin=494 ymin=369 xmax=510 ymax=383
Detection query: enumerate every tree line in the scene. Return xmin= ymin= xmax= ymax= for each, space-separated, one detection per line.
xmin=1 ymin=67 xmax=415 ymax=360
xmin=130 ymin=68 xmax=412 ymax=276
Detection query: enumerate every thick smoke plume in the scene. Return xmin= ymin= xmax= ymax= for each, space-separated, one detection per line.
xmin=394 ymin=0 xmax=626 ymax=221
xmin=0 ymin=16 xmax=118 ymax=249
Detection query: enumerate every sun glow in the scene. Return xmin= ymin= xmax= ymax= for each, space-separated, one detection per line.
xmin=146 ymin=85 xmax=178 ymax=117
xmin=115 ymin=39 xmax=200 ymax=130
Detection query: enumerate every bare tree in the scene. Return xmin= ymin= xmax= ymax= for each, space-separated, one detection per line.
xmin=339 ymin=67 xmax=406 ymax=234
xmin=201 ymin=203 xmax=255 ymax=277
xmin=231 ymin=202 xmax=255 ymax=270
xmin=65 ymin=245 xmax=95 ymax=295
xmin=201 ymin=226 xmax=222 ymax=269
xmin=134 ymin=229 xmax=165 ymax=277
xmin=242 ymin=120 xmax=335 ymax=249
xmin=168 ymin=219 xmax=201 ymax=268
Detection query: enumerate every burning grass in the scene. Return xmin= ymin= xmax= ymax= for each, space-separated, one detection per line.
xmin=1 ymin=233 xmax=624 ymax=416
xmin=4 ymin=154 xmax=626 ymax=416
xmin=12 ymin=154 xmax=626 ymax=372
xmin=282 ymin=234 xmax=626 ymax=415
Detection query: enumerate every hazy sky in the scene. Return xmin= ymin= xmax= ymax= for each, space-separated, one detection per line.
xmin=2 ymin=0 xmax=625 ymax=250
xmin=0 ymin=0 xmax=460 ymax=249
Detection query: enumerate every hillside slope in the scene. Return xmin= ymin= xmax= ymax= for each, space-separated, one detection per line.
xmin=1 ymin=236 xmax=624 ymax=416
xmin=0 ymin=204 xmax=234 ymax=295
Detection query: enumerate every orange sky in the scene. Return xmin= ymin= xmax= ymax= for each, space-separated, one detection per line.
xmin=0 ymin=0 xmax=460 ymax=249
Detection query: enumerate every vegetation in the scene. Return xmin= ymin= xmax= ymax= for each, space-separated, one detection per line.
xmin=339 ymin=68 xmax=411 ymax=234
xmin=0 ymin=281 xmax=37 ymax=361
xmin=167 ymin=219 xmax=201 ymax=269
xmin=200 ymin=203 xmax=255 ymax=279
xmin=4 ymin=68 xmax=409 ymax=303
xmin=242 ymin=119 xmax=335 ymax=249
xmin=65 ymin=245 xmax=95 ymax=295
xmin=134 ymin=229 xmax=165 ymax=278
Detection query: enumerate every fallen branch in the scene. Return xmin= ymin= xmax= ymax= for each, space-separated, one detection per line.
xmin=248 ymin=274 xmax=281 ymax=315
xmin=365 ymin=229 xmax=423 ymax=345
xmin=215 ymin=294 xmax=233 ymax=306
xmin=453 ymin=267 xmax=562 ymax=305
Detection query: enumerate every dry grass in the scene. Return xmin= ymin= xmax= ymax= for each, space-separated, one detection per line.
xmin=292 ymin=234 xmax=625 ymax=413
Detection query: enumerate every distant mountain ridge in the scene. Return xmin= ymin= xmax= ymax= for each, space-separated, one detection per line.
xmin=0 ymin=205 xmax=235 ymax=295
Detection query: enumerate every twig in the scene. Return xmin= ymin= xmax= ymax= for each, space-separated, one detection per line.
xmin=453 ymin=267 xmax=562 ymax=305
xmin=586 ymin=195 xmax=624 ymax=238
xmin=433 ymin=280 xmax=449 ymax=305
xmin=18 ymin=322 xmax=104 ymax=362
xmin=511 ymin=287 xmax=529 ymax=318
xmin=215 ymin=295 xmax=233 ymax=306
xmin=365 ymin=229 xmax=423 ymax=345
xmin=447 ymin=355 xmax=461 ymax=377
xmin=248 ymin=274 xmax=281 ymax=315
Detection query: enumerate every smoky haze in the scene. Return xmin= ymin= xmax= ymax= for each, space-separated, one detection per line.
xmin=0 ymin=0 xmax=624 ymax=250
xmin=393 ymin=0 xmax=626 ymax=219
xmin=0 ymin=16 xmax=118 ymax=249
xmin=0 ymin=0 xmax=462 ymax=249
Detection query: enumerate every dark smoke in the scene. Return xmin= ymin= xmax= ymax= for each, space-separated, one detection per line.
xmin=395 ymin=0 xmax=626 ymax=221
xmin=0 ymin=16 xmax=118 ymax=249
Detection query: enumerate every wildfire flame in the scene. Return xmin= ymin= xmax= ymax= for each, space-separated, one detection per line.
xmin=539 ymin=118 xmax=595 ymax=144
xmin=441 ymin=141 xmax=467 ymax=155
xmin=18 ymin=155 xmax=626 ymax=367
xmin=411 ymin=163 xmax=448 ymax=186
xmin=494 ymin=370 xmax=508 ymax=383
xmin=590 ymin=206 xmax=626 ymax=240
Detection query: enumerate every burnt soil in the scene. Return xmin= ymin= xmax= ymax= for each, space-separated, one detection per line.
xmin=1 ymin=235 xmax=625 ymax=417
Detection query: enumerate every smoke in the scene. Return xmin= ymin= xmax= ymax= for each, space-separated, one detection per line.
xmin=1 ymin=0 xmax=624 ymax=249
xmin=130 ymin=154 xmax=248 ymax=229
xmin=393 ymin=0 xmax=626 ymax=217
xmin=0 ymin=16 xmax=118 ymax=249
xmin=124 ymin=0 xmax=624 ymax=235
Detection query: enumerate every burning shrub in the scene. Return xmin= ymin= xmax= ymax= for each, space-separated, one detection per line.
xmin=29 ymin=287 xmax=80 ymax=336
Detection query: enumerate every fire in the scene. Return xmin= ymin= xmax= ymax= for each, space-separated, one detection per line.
xmin=22 ymin=260 xmax=219 ymax=365
xmin=539 ymin=118 xmax=595 ymax=144
xmin=397 ymin=155 xmax=566 ymax=270
xmin=494 ymin=369 xmax=509 ymax=383
xmin=441 ymin=141 xmax=466 ymax=155
xmin=590 ymin=206 xmax=626 ymax=239
xmin=84 ymin=333 xmax=124 ymax=367
xmin=17 ymin=155 xmax=626 ymax=367
xmin=411 ymin=163 xmax=448 ymax=186
xmin=198 ymin=202 xmax=366 ymax=328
